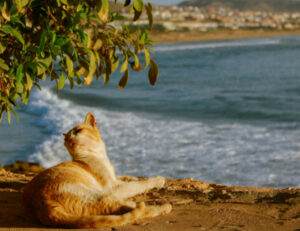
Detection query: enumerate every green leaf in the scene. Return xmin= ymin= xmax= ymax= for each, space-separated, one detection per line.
xmin=10 ymin=16 xmax=26 ymax=28
xmin=51 ymin=32 xmax=56 ymax=44
xmin=133 ymin=0 xmax=143 ymax=12
xmin=144 ymin=48 xmax=150 ymax=68
xmin=133 ymin=8 xmax=143 ymax=21
xmin=120 ymin=55 xmax=128 ymax=73
xmin=44 ymin=55 xmax=52 ymax=67
xmin=7 ymin=110 xmax=11 ymax=124
xmin=118 ymin=69 xmax=129 ymax=89
xmin=84 ymin=51 xmax=96 ymax=85
xmin=93 ymin=39 xmax=103 ymax=50
xmin=145 ymin=3 xmax=153 ymax=30
xmin=148 ymin=59 xmax=159 ymax=85
xmin=1 ymin=2 xmax=10 ymax=21
xmin=65 ymin=55 xmax=73 ymax=77
xmin=57 ymin=73 xmax=66 ymax=91
xmin=102 ymin=69 xmax=110 ymax=86
xmin=134 ymin=54 xmax=139 ymax=67
xmin=98 ymin=0 xmax=110 ymax=22
xmin=41 ymin=72 xmax=46 ymax=82
xmin=0 ymin=25 xmax=25 ymax=46
xmin=39 ymin=30 xmax=46 ymax=54
xmin=26 ymin=62 xmax=37 ymax=73
xmin=76 ymin=30 xmax=88 ymax=44
xmin=0 ymin=41 xmax=6 ymax=54
xmin=37 ymin=64 xmax=46 ymax=76
xmin=36 ymin=55 xmax=52 ymax=75
xmin=95 ymin=52 xmax=101 ymax=66
xmin=54 ymin=37 xmax=69 ymax=47
xmin=1 ymin=97 xmax=13 ymax=106
xmin=15 ymin=0 xmax=29 ymax=10
xmin=75 ymin=75 xmax=82 ymax=85
xmin=68 ymin=76 xmax=74 ymax=89
xmin=0 ymin=58 xmax=9 ymax=71
xmin=16 ymin=64 xmax=24 ymax=83
xmin=33 ymin=83 xmax=42 ymax=91
xmin=25 ymin=72 xmax=33 ymax=90
xmin=123 ymin=0 xmax=131 ymax=6
xmin=147 ymin=1 xmax=153 ymax=10
xmin=111 ymin=54 xmax=119 ymax=73
xmin=16 ymin=82 xmax=24 ymax=93
xmin=108 ymin=49 xmax=114 ymax=59
xmin=11 ymin=108 xmax=19 ymax=122
xmin=79 ymin=12 xmax=88 ymax=20
xmin=21 ymin=91 xmax=29 ymax=104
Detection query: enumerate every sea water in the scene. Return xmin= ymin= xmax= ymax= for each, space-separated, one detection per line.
xmin=1 ymin=35 xmax=300 ymax=188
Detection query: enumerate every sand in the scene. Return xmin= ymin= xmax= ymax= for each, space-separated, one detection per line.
xmin=150 ymin=29 xmax=300 ymax=43
xmin=1 ymin=168 xmax=300 ymax=231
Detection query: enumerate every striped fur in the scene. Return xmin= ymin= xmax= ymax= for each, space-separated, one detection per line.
xmin=22 ymin=112 xmax=172 ymax=228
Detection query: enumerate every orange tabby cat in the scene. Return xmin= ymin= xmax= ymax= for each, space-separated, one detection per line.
xmin=22 ymin=112 xmax=172 ymax=228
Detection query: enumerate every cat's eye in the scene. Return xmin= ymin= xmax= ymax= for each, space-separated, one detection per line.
xmin=73 ymin=128 xmax=82 ymax=135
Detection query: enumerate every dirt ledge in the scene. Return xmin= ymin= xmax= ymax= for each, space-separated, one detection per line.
xmin=0 ymin=170 xmax=300 ymax=231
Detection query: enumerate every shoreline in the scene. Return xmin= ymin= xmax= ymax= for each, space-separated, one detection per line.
xmin=150 ymin=29 xmax=300 ymax=43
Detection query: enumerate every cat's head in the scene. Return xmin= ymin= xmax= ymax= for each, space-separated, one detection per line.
xmin=63 ymin=112 xmax=105 ymax=159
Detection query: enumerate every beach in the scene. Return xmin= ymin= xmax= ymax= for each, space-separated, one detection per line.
xmin=1 ymin=166 xmax=300 ymax=231
xmin=1 ymin=31 xmax=300 ymax=230
xmin=151 ymin=29 xmax=300 ymax=43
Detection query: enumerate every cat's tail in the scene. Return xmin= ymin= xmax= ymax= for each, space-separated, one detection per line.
xmin=39 ymin=202 xmax=172 ymax=228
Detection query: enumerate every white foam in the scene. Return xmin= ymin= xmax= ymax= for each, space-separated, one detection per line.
xmin=154 ymin=38 xmax=280 ymax=52
xmin=27 ymin=87 xmax=300 ymax=188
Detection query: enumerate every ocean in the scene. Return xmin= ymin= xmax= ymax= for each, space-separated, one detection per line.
xmin=1 ymin=35 xmax=300 ymax=188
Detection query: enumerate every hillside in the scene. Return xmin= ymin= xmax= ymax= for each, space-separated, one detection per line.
xmin=178 ymin=0 xmax=300 ymax=12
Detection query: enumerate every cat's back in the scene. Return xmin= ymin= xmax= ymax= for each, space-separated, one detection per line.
xmin=25 ymin=161 xmax=98 ymax=189
xmin=23 ymin=161 xmax=103 ymax=216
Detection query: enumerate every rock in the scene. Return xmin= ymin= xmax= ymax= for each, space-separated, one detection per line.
xmin=171 ymin=198 xmax=194 ymax=205
xmin=0 ymin=164 xmax=6 ymax=175
xmin=4 ymin=160 xmax=44 ymax=175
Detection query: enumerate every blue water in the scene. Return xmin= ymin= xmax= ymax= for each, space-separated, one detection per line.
xmin=1 ymin=35 xmax=300 ymax=188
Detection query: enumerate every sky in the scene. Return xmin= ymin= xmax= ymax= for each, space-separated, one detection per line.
xmin=117 ymin=0 xmax=182 ymax=6
xmin=149 ymin=0 xmax=182 ymax=5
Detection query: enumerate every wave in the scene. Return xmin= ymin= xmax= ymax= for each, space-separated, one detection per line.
xmin=25 ymin=87 xmax=300 ymax=188
xmin=51 ymin=88 xmax=300 ymax=124
xmin=154 ymin=37 xmax=280 ymax=52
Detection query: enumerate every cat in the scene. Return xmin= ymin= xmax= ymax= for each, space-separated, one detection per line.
xmin=22 ymin=112 xmax=172 ymax=228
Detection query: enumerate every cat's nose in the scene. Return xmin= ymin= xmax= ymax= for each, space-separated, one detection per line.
xmin=63 ymin=133 xmax=69 ymax=141
xmin=63 ymin=133 xmax=70 ymax=142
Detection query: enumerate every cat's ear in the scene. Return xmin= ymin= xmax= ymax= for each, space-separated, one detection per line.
xmin=84 ymin=112 xmax=97 ymax=128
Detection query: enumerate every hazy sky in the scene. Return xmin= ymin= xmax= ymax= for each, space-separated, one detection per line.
xmin=150 ymin=0 xmax=182 ymax=5
xmin=117 ymin=0 xmax=182 ymax=6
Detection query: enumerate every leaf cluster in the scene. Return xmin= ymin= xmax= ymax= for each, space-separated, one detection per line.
xmin=0 ymin=0 xmax=159 ymax=123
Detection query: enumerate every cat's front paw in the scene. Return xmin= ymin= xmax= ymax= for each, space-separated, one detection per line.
xmin=118 ymin=176 xmax=139 ymax=182
xmin=161 ymin=203 xmax=172 ymax=215
xmin=152 ymin=176 xmax=165 ymax=189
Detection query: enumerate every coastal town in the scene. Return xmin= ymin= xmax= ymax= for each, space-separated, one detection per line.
xmin=124 ymin=5 xmax=300 ymax=32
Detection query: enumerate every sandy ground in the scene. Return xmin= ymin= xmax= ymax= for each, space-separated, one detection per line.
xmin=150 ymin=29 xmax=300 ymax=43
xmin=1 ymin=168 xmax=300 ymax=231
